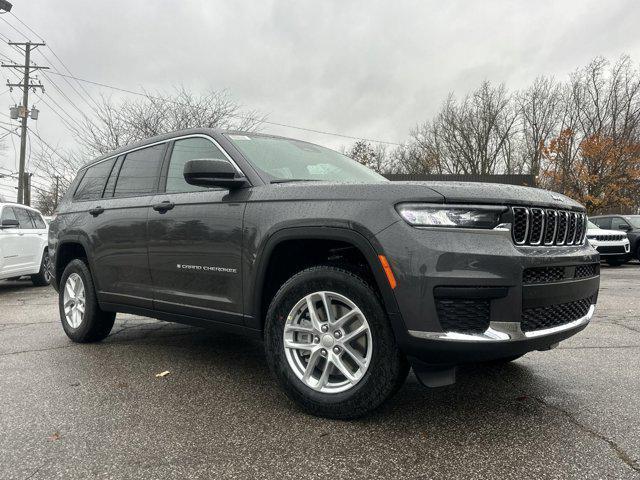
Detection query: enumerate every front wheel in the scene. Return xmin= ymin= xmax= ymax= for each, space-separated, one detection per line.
xmin=264 ymin=266 xmax=409 ymax=419
xmin=59 ymin=259 xmax=115 ymax=343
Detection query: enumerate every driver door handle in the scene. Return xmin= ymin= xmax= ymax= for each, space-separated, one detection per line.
xmin=89 ymin=206 xmax=104 ymax=217
xmin=153 ymin=201 xmax=175 ymax=213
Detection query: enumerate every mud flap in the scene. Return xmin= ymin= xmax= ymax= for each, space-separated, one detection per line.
xmin=410 ymin=358 xmax=457 ymax=388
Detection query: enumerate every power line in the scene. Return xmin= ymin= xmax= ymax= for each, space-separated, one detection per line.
xmin=3 ymin=12 xmax=402 ymax=151
xmin=8 ymin=12 xmax=43 ymax=42
xmin=45 ymin=71 xmax=402 ymax=146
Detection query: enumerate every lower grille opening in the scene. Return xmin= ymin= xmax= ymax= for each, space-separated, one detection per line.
xmin=435 ymin=299 xmax=490 ymax=334
xmin=597 ymin=245 xmax=627 ymax=254
xmin=523 ymin=263 xmax=600 ymax=284
xmin=521 ymin=296 xmax=593 ymax=332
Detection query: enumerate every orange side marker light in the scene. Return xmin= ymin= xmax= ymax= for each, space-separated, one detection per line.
xmin=378 ymin=255 xmax=397 ymax=289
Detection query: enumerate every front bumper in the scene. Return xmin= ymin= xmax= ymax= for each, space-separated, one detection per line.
xmin=589 ymin=239 xmax=630 ymax=258
xmin=376 ymin=221 xmax=600 ymax=364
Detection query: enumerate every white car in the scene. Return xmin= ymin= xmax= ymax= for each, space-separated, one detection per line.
xmin=0 ymin=202 xmax=51 ymax=285
xmin=586 ymin=220 xmax=631 ymax=266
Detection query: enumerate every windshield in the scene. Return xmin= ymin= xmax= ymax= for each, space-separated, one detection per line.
xmin=226 ymin=134 xmax=387 ymax=183
xmin=587 ymin=220 xmax=599 ymax=229
xmin=627 ymin=216 xmax=640 ymax=228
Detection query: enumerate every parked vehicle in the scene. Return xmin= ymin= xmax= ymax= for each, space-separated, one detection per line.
xmin=48 ymin=128 xmax=600 ymax=419
xmin=590 ymin=215 xmax=640 ymax=262
xmin=586 ymin=220 xmax=630 ymax=266
xmin=0 ymin=202 xmax=51 ymax=285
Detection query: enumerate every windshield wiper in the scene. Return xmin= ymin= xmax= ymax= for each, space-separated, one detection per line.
xmin=270 ymin=178 xmax=320 ymax=184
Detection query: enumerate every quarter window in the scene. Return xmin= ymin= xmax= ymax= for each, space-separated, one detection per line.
xmin=114 ymin=144 xmax=166 ymax=197
xmin=74 ymin=158 xmax=116 ymax=201
xmin=165 ymin=138 xmax=228 ymax=193
xmin=27 ymin=210 xmax=47 ymax=229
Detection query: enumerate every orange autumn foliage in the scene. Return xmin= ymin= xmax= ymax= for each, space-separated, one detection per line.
xmin=540 ymin=129 xmax=640 ymax=214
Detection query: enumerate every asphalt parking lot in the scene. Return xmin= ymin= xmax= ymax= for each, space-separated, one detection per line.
xmin=1 ymin=265 xmax=639 ymax=479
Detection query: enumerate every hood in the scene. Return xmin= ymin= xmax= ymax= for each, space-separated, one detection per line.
xmin=248 ymin=180 xmax=584 ymax=210
xmin=587 ymin=228 xmax=627 ymax=237
xmin=421 ymin=181 xmax=584 ymax=211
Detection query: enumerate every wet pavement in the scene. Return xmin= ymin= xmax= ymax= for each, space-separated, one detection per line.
xmin=1 ymin=264 xmax=639 ymax=479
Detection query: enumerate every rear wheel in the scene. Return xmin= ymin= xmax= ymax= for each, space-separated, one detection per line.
xmin=31 ymin=249 xmax=52 ymax=286
xmin=264 ymin=266 xmax=409 ymax=419
xmin=59 ymin=259 xmax=115 ymax=342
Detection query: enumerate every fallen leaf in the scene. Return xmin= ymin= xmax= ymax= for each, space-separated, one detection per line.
xmin=516 ymin=395 xmax=528 ymax=402
xmin=49 ymin=432 xmax=61 ymax=441
xmin=155 ymin=371 xmax=170 ymax=378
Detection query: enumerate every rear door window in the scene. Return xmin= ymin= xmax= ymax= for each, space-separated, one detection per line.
xmin=103 ymin=156 xmax=124 ymax=198
xmin=74 ymin=158 xmax=116 ymax=201
xmin=165 ymin=137 xmax=228 ymax=193
xmin=1 ymin=206 xmax=17 ymax=223
xmin=114 ymin=144 xmax=166 ymax=197
xmin=14 ymin=207 xmax=35 ymax=229
xmin=592 ymin=217 xmax=611 ymax=229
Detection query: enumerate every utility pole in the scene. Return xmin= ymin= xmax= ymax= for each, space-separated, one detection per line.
xmin=2 ymin=41 xmax=47 ymax=205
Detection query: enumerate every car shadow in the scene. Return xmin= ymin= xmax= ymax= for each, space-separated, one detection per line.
xmin=77 ymin=318 xmax=562 ymax=431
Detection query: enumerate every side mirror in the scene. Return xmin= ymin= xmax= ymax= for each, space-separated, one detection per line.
xmin=1 ymin=218 xmax=19 ymax=228
xmin=183 ymin=159 xmax=248 ymax=190
xmin=619 ymin=224 xmax=632 ymax=232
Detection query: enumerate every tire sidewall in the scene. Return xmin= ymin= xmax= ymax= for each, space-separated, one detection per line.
xmin=265 ymin=267 xmax=400 ymax=413
xmin=59 ymin=259 xmax=97 ymax=340
xmin=31 ymin=249 xmax=51 ymax=286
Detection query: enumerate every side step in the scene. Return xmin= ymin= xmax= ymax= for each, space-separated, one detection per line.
xmin=410 ymin=359 xmax=457 ymax=388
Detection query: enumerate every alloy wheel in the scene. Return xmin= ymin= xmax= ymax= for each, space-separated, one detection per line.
xmin=283 ymin=291 xmax=373 ymax=394
xmin=63 ymin=273 xmax=86 ymax=328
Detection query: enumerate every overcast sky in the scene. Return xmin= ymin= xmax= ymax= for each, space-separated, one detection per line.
xmin=1 ymin=0 xmax=640 ymax=195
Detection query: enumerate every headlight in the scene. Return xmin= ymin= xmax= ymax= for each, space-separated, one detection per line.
xmin=396 ymin=203 xmax=507 ymax=229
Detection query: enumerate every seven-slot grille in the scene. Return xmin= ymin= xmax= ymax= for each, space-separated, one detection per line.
xmin=511 ymin=207 xmax=586 ymax=246
xmin=588 ymin=234 xmax=625 ymax=242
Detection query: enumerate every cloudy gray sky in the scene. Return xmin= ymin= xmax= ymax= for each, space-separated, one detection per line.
xmin=1 ymin=0 xmax=639 ymax=195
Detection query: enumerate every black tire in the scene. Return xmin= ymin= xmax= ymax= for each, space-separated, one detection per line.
xmin=606 ymin=258 xmax=621 ymax=267
xmin=264 ymin=266 xmax=409 ymax=419
xmin=58 ymin=259 xmax=115 ymax=343
xmin=31 ymin=249 xmax=52 ymax=286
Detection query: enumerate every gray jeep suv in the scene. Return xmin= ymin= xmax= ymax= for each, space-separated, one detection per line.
xmin=49 ymin=128 xmax=600 ymax=418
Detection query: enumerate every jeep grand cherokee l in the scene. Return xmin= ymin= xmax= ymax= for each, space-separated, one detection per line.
xmin=48 ymin=128 xmax=600 ymax=419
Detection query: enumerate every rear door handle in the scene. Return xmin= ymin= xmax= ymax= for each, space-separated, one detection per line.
xmin=89 ymin=206 xmax=104 ymax=217
xmin=153 ymin=201 xmax=175 ymax=213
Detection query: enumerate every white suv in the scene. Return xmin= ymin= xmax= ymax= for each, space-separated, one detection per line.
xmin=0 ymin=203 xmax=51 ymax=285
xmin=586 ymin=220 xmax=631 ymax=266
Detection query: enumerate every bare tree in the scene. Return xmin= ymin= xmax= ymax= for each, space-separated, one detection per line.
xmin=540 ymin=56 xmax=640 ymax=213
xmin=75 ymin=87 xmax=265 ymax=157
xmin=516 ymin=76 xmax=562 ymax=177
xmin=407 ymin=81 xmax=519 ymax=175
xmin=347 ymin=140 xmax=391 ymax=173
xmin=32 ymin=87 xmax=265 ymax=204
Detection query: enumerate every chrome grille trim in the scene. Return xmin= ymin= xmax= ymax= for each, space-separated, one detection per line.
xmin=543 ymin=209 xmax=558 ymax=245
xmin=510 ymin=207 xmax=586 ymax=247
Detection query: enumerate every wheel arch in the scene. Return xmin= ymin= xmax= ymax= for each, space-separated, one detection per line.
xmin=53 ymin=236 xmax=94 ymax=290
xmin=251 ymin=226 xmax=401 ymax=332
